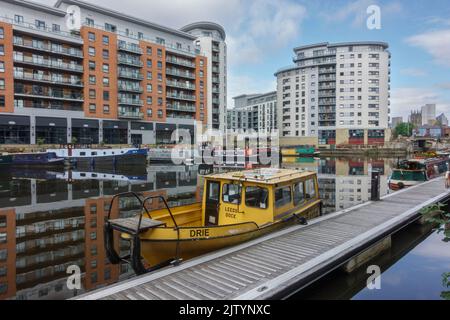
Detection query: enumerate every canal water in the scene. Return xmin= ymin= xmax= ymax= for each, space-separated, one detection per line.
xmin=0 ymin=157 xmax=448 ymax=300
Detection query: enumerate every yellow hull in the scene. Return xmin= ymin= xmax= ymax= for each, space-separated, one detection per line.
xmin=132 ymin=201 xmax=321 ymax=267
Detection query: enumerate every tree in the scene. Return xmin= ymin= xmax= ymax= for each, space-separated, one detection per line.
xmin=394 ymin=122 xmax=413 ymax=137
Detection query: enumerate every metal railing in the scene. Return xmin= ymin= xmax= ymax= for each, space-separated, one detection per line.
xmin=13 ymin=55 xmax=83 ymax=72
xmin=14 ymin=72 xmax=83 ymax=86
xmin=166 ymin=92 xmax=196 ymax=101
xmin=166 ymin=103 xmax=196 ymax=112
xmin=166 ymin=68 xmax=195 ymax=79
xmin=13 ymin=38 xmax=83 ymax=57
xmin=166 ymin=80 xmax=195 ymax=90
xmin=166 ymin=56 xmax=196 ymax=68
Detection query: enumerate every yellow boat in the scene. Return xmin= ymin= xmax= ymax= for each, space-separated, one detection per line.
xmin=104 ymin=168 xmax=322 ymax=274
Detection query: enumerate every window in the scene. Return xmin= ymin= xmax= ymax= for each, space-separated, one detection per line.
xmin=146 ymin=84 xmax=152 ymax=92
xmin=222 ymin=184 xmax=241 ymax=204
xmin=157 ymin=48 xmax=162 ymax=57
xmin=147 ymin=71 xmax=152 ymax=80
xmin=14 ymin=15 xmax=24 ymax=24
xmin=0 ymin=62 xmax=3 ymax=73
xmin=105 ymin=23 xmax=117 ymax=32
xmin=0 ymin=96 xmax=5 ymax=107
xmin=86 ymin=18 xmax=94 ymax=26
xmin=102 ymin=64 xmax=109 ymax=73
xmin=89 ymin=104 xmax=96 ymax=112
xmin=0 ymin=27 xmax=4 ymax=39
xmin=293 ymin=182 xmax=304 ymax=206
xmin=52 ymin=24 xmax=60 ymax=32
xmin=158 ymin=97 xmax=163 ymax=106
xmin=245 ymin=186 xmax=268 ymax=209
xmin=103 ymin=91 xmax=109 ymax=101
xmin=304 ymin=179 xmax=316 ymax=200
xmin=156 ymin=37 xmax=165 ymax=45
xmin=35 ymin=20 xmax=45 ymax=29
xmin=146 ymin=97 xmax=152 ymax=105
xmin=88 ymin=47 xmax=95 ymax=56
xmin=157 ymin=61 xmax=162 ymax=69
xmin=147 ymin=59 xmax=152 ymax=68
xmin=147 ymin=108 xmax=152 ymax=117
xmin=146 ymin=47 xmax=152 ymax=55
xmin=0 ymin=79 xmax=4 ymax=90
xmin=138 ymin=32 xmax=143 ymax=39
xmin=102 ymin=49 xmax=109 ymax=59
xmin=88 ymin=32 xmax=96 ymax=41
xmin=89 ymin=89 xmax=96 ymax=99
xmin=275 ymin=186 xmax=292 ymax=208
xmin=102 ymin=35 xmax=109 ymax=45
xmin=157 ymin=109 xmax=163 ymax=118
xmin=89 ymin=61 xmax=95 ymax=70
xmin=103 ymin=77 xmax=109 ymax=86
xmin=157 ymin=85 xmax=162 ymax=93
xmin=0 ymin=45 xmax=4 ymax=55
xmin=89 ymin=75 xmax=96 ymax=84
xmin=207 ymin=181 xmax=220 ymax=201
xmin=103 ymin=105 xmax=110 ymax=113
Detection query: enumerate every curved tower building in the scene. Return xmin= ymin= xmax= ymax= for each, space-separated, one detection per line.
xmin=181 ymin=22 xmax=227 ymax=131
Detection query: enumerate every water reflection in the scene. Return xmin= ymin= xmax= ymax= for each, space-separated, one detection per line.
xmin=0 ymin=157 xmax=396 ymax=300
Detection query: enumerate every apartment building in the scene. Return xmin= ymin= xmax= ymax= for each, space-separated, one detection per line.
xmin=0 ymin=0 xmax=218 ymax=145
xmin=181 ymin=22 xmax=227 ymax=131
xmin=275 ymin=42 xmax=391 ymax=147
xmin=226 ymin=91 xmax=277 ymax=133
xmin=421 ymin=103 xmax=436 ymax=126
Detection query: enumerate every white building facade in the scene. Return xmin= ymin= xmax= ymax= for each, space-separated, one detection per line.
xmin=181 ymin=22 xmax=227 ymax=131
xmin=227 ymin=91 xmax=277 ymax=134
xmin=421 ymin=104 xmax=436 ymax=125
xmin=275 ymin=42 xmax=391 ymax=146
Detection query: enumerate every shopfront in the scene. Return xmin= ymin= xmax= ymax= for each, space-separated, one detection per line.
xmin=71 ymin=119 xmax=99 ymax=144
xmin=103 ymin=120 xmax=128 ymax=144
xmin=35 ymin=117 xmax=67 ymax=144
xmin=0 ymin=115 xmax=30 ymax=144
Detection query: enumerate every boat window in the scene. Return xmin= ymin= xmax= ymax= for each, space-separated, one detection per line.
xmin=245 ymin=186 xmax=268 ymax=209
xmin=91 ymin=152 xmax=97 ymax=156
xmin=222 ymin=183 xmax=241 ymax=204
xmin=293 ymin=182 xmax=305 ymax=206
xmin=80 ymin=152 xmax=86 ymax=156
xmin=207 ymin=181 xmax=220 ymax=202
xmin=391 ymin=170 xmax=427 ymax=181
xmin=275 ymin=186 xmax=292 ymax=208
xmin=305 ymin=178 xmax=316 ymax=199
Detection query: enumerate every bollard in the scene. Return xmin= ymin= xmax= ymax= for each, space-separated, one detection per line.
xmin=371 ymin=169 xmax=381 ymax=201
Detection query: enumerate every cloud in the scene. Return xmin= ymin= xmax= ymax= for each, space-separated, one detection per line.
xmin=227 ymin=74 xmax=276 ymax=108
xmin=436 ymin=82 xmax=450 ymax=90
xmin=400 ymin=68 xmax=428 ymax=77
xmin=390 ymin=87 xmax=450 ymax=119
xmin=406 ymin=29 xmax=450 ymax=67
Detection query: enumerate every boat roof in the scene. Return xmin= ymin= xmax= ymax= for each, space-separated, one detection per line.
xmin=206 ymin=168 xmax=316 ymax=185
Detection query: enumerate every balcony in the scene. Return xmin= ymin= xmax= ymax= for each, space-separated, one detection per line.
xmin=19 ymin=100 xmax=83 ymax=111
xmin=118 ymin=109 xmax=144 ymax=119
xmin=13 ymin=38 xmax=83 ymax=58
xmin=166 ymin=68 xmax=195 ymax=79
xmin=166 ymin=103 xmax=196 ymax=112
xmin=166 ymin=56 xmax=196 ymax=68
xmin=318 ymin=98 xmax=336 ymax=105
xmin=118 ymin=70 xmax=144 ymax=80
xmin=212 ymin=87 xmax=220 ymax=94
xmin=212 ymin=98 xmax=220 ymax=104
xmin=118 ymin=84 xmax=143 ymax=93
xmin=14 ymin=72 xmax=83 ymax=87
xmin=212 ymin=77 xmax=220 ymax=83
xmin=118 ymin=97 xmax=144 ymax=106
xmin=117 ymin=56 xmax=143 ymax=67
xmin=167 ymin=113 xmax=195 ymax=120
xmin=212 ymin=45 xmax=220 ymax=52
xmin=318 ymin=92 xmax=335 ymax=98
xmin=318 ymin=75 xmax=336 ymax=82
xmin=212 ymin=66 xmax=219 ymax=73
xmin=13 ymin=55 xmax=83 ymax=73
xmin=166 ymin=92 xmax=196 ymax=101
xmin=14 ymin=87 xmax=83 ymax=102
xmin=166 ymin=80 xmax=195 ymax=90
xmin=212 ymin=56 xmax=219 ymax=63
xmin=118 ymin=42 xmax=142 ymax=54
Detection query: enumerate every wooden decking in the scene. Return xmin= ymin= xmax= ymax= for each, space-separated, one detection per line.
xmin=108 ymin=216 xmax=165 ymax=234
xmin=76 ymin=177 xmax=450 ymax=300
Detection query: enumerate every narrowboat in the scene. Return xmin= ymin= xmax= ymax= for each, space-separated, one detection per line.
xmin=389 ymin=157 xmax=449 ymax=190
xmin=0 ymin=152 xmax=64 ymax=167
xmin=281 ymin=145 xmax=320 ymax=157
xmin=104 ymin=168 xmax=322 ymax=274
xmin=47 ymin=146 xmax=148 ymax=168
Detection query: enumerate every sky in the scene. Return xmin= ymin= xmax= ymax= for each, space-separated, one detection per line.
xmin=31 ymin=0 xmax=450 ymax=120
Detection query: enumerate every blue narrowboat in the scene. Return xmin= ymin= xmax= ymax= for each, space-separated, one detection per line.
xmin=0 ymin=152 xmax=65 ymax=167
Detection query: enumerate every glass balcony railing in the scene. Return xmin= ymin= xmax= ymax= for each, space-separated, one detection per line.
xmin=166 ymin=103 xmax=196 ymax=112
xmin=166 ymin=68 xmax=195 ymax=79
xmin=117 ymin=56 xmax=143 ymax=67
xmin=13 ymin=55 xmax=83 ymax=72
xmin=166 ymin=80 xmax=195 ymax=90
xmin=13 ymin=38 xmax=83 ymax=58
xmin=14 ymin=72 xmax=83 ymax=87
xmin=166 ymin=56 xmax=196 ymax=68
xmin=118 ymin=42 xmax=142 ymax=54
xmin=118 ymin=70 xmax=144 ymax=80
xmin=118 ymin=84 xmax=143 ymax=93
xmin=118 ymin=109 xmax=144 ymax=119
xmin=166 ymin=92 xmax=196 ymax=101
xmin=14 ymin=87 xmax=83 ymax=101
xmin=118 ymin=97 xmax=143 ymax=106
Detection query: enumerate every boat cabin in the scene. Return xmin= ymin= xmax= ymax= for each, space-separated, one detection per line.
xmin=202 ymin=168 xmax=320 ymax=227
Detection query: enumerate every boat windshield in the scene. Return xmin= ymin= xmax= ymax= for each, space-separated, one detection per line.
xmin=391 ymin=170 xmax=427 ymax=181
